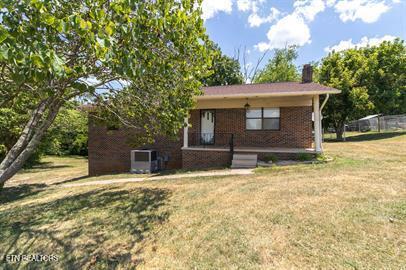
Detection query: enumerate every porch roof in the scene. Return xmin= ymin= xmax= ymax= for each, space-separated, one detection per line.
xmin=198 ymin=82 xmax=340 ymax=100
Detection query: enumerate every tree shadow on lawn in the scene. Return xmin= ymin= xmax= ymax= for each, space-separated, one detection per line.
xmin=325 ymin=131 xmax=406 ymax=142
xmin=0 ymin=184 xmax=48 ymax=204
xmin=18 ymin=163 xmax=74 ymax=174
xmin=0 ymin=186 xmax=171 ymax=269
xmin=52 ymin=175 xmax=90 ymax=185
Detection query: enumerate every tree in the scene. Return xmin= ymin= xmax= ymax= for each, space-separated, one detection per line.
xmin=202 ymin=43 xmax=243 ymax=86
xmin=0 ymin=94 xmax=43 ymax=167
xmin=319 ymin=50 xmax=374 ymax=140
xmin=319 ymin=39 xmax=405 ymax=140
xmin=41 ymin=105 xmax=88 ymax=156
xmin=360 ymin=39 xmax=406 ymax=115
xmin=254 ymin=46 xmax=300 ymax=83
xmin=0 ymin=0 xmax=211 ymax=188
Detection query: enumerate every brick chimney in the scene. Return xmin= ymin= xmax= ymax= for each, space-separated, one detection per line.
xmin=302 ymin=64 xmax=313 ymax=83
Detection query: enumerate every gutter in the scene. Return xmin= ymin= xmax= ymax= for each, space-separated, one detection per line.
xmin=195 ymin=90 xmax=340 ymax=100
xmin=320 ymin=94 xmax=329 ymax=112
xmin=319 ymin=94 xmax=329 ymax=149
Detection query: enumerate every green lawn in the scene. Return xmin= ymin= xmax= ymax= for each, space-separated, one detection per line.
xmin=1 ymin=131 xmax=405 ymax=269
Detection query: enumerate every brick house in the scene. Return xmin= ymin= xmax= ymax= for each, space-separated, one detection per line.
xmin=88 ymin=66 xmax=340 ymax=175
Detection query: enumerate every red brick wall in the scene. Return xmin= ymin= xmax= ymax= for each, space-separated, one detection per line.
xmin=88 ymin=119 xmax=183 ymax=176
xmin=182 ymin=149 xmax=231 ymax=169
xmin=88 ymin=106 xmax=312 ymax=175
xmin=241 ymin=152 xmax=311 ymax=161
xmin=189 ymin=106 xmax=312 ymax=148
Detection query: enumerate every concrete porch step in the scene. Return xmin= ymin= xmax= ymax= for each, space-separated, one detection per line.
xmin=231 ymin=154 xmax=257 ymax=169
xmin=233 ymin=154 xmax=257 ymax=161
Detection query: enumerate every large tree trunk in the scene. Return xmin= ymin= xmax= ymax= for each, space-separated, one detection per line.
xmin=335 ymin=124 xmax=344 ymax=141
xmin=0 ymin=98 xmax=63 ymax=190
xmin=0 ymin=98 xmax=50 ymax=170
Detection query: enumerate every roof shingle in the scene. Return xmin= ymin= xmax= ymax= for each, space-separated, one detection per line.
xmin=201 ymin=82 xmax=340 ymax=97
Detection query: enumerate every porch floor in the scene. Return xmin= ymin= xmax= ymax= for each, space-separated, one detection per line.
xmin=182 ymin=146 xmax=316 ymax=153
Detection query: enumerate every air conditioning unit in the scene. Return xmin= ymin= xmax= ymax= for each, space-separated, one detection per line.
xmin=130 ymin=150 xmax=158 ymax=173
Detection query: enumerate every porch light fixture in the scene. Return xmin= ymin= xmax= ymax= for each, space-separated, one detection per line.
xmin=244 ymin=99 xmax=250 ymax=110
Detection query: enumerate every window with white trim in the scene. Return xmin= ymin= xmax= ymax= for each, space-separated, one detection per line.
xmin=246 ymin=108 xmax=280 ymax=130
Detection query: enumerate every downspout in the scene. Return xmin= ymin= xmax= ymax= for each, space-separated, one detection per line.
xmin=319 ymin=94 xmax=329 ymax=151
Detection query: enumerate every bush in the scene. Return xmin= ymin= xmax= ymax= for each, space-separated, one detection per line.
xmin=316 ymin=153 xmax=329 ymax=162
xmin=263 ymin=154 xmax=278 ymax=163
xmin=41 ymin=108 xmax=88 ymax=156
xmin=297 ymin=153 xmax=314 ymax=161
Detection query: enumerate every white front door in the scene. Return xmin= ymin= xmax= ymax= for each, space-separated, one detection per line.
xmin=201 ymin=110 xmax=215 ymax=144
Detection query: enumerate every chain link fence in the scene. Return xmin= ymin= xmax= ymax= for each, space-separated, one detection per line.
xmin=347 ymin=114 xmax=406 ymax=132
xmin=323 ymin=114 xmax=406 ymax=141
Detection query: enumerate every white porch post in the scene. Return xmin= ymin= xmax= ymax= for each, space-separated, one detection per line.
xmin=313 ymin=95 xmax=322 ymax=153
xmin=183 ymin=116 xmax=189 ymax=148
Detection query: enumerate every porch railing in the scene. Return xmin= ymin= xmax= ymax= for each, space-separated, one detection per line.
xmin=188 ymin=132 xmax=234 ymax=151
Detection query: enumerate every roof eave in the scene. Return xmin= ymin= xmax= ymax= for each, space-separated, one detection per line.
xmin=195 ymin=90 xmax=341 ymax=100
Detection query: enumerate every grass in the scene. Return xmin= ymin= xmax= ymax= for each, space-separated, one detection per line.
xmin=8 ymin=156 xmax=150 ymax=186
xmin=1 ymin=131 xmax=405 ymax=269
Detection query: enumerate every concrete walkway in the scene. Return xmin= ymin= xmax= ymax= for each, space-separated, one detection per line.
xmin=62 ymin=169 xmax=254 ymax=187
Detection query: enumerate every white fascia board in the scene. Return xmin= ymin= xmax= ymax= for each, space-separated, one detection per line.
xmin=195 ymin=90 xmax=341 ymax=100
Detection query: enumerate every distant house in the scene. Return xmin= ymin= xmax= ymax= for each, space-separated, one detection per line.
xmin=88 ymin=65 xmax=340 ymax=175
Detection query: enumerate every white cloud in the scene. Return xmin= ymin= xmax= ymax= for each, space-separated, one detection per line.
xmin=237 ymin=0 xmax=251 ymax=11
xmin=236 ymin=0 xmax=280 ymax=27
xmin=324 ymin=35 xmax=397 ymax=52
xmin=255 ymin=0 xmax=326 ymax=51
xmin=326 ymin=0 xmax=337 ymax=6
xmin=201 ymin=0 xmax=233 ymax=20
xmin=255 ymin=14 xmax=311 ymax=51
xmin=334 ymin=0 xmax=391 ymax=23
xmin=248 ymin=7 xmax=280 ymax=27
xmin=294 ymin=0 xmax=326 ymax=21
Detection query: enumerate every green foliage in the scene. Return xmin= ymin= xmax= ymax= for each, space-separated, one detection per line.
xmin=42 ymin=108 xmax=88 ymax=156
xmin=0 ymin=108 xmax=25 ymax=151
xmin=0 ymin=104 xmax=87 ymax=167
xmin=297 ymin=153 xmax=313 ymax=161
xmin=319 ymin=39 xmax=405 ymax=139
xmin=255 ymin=46 xmax=300 ymax=83
xmin=0 ymin=0 xmax=210 ymax=138
xmin=263 ymin=154 xmax=278 ymax=163
xmin=202 ymin=43 xmax=243 ymax=86
xmin=316 ymin=153 xmax=329 ymax=162
xmin=0 ymin=106 xmax=43 ymax=168
xmin=360 ymin=39 xmax=406 ymax=114
xmin=0 ymin=0 xmax=212 ymax=178
xmin=319 ymin=49 xmax=375 ymax=138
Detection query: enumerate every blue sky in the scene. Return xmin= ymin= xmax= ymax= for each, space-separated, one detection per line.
xmin=202 ymin=0 xmax=406 ymax=72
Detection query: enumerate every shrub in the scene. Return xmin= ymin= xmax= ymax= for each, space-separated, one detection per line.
xmin=316 ymin=153 xmax=329 ymax=162
xmin=42 ymin=107 xmax=88 ymax=156
xmin=297 ymin=153 xmax=314 ymax=161
xmin=263 ymin=154 xmax=278 ymax=163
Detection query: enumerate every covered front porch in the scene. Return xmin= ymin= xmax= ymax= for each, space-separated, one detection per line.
xmin=182 ymin=94 xmax=326 ymax=154
xmin=181 ymin=144 xmax=316 ymax=170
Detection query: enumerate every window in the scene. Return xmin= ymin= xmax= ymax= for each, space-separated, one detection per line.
xmin=246 ymin=109 xmax=262 ymax=130
xmin=246 ymin=108 xmax=280 ymax=130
